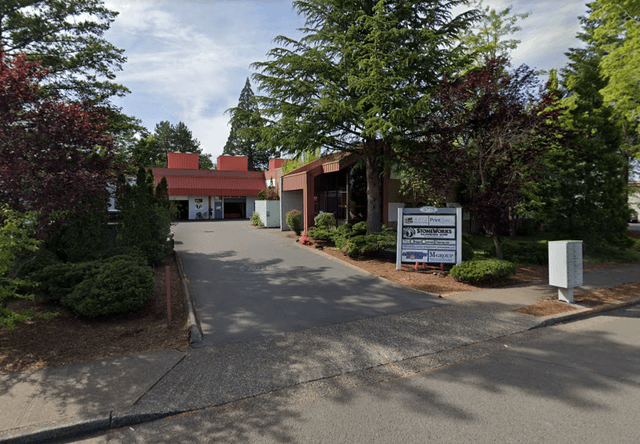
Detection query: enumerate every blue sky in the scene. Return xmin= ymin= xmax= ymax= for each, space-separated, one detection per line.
xmin=104 ymin=0 xmax=589 ymax=162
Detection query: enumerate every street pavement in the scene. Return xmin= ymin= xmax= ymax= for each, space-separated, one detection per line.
xmin=75 ymin=305 xmax=640 ymax=444
xmin=1 ymin=222 xmax=640 ymax=443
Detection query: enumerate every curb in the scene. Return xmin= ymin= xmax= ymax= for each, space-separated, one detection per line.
xmin=534 ymin=296 xmax=640 ymax=328
xmin=0 ymin=413 xmax=111 ymax=444
xmin=174 ymin=251 xmax=203 ymax=347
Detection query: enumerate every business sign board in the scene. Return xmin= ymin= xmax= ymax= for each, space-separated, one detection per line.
xmin=396 ymin=206 xmax=462 ymax=269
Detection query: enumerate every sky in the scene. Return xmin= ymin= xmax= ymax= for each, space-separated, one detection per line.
xmin=103 ymin=0 xmax=590 ymax=162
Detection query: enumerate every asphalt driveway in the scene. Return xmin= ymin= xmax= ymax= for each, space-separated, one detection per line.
xmin=173 ymin=220 xmax=446 ymax=346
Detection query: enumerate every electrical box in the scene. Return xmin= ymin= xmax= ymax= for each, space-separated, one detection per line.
xmin=548 ymin=241 xmax=583 ymax=303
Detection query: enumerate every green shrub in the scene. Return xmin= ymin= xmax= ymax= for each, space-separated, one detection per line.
xmin=462 ymin=238 xmax=474 ymax=261
xmin=61 ymin=257 xmax=154 ymax=317
xmin=307 ymin=227 xmax=333 ymax=240
xmin=491 ymin=241 xmax=548 ymax=265
xmin=335 ymin=223 xmax=353 ymax=236
xmin=286 ymin=209 xmax=303 ymax=235
xmin=352 ymin=221 xmax=367 ymax=235
xmin=340 ymin=232 xmax=396 ymax=258
xmin=257 ymin=189 xmax=265 ymax=200
xmin=31 ymin=261 xmax=100 ymax=302
xmin=450 ymin=259 xmax=516 ymax=284
xmin=314 ymin=212 xmax=336 ymax=228
xmin=12 ymin=248 xmax=61 ymax=279
xmin=31 ymin=249 xmax=149 ymax=302
xmin=250 ymin=211 xmax=264 ymax=227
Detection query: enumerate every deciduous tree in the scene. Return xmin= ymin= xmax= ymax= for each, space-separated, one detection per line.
xmin=411 ymin=58 xmax=564 ymax=258
xmin=0 ymin=50 xmax=116 ymax=225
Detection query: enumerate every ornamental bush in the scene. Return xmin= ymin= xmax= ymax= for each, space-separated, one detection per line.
xmin=490 ymin=241 xmax=548 ymax=265
xmin=450 ymin=259 xmax=516 ymax=284
xmin=307 ymin=227 xmax=333 ymax=240
xmin=314 ymin=212 xmax=336 ymax=228
xmin=286 ymin=209 xmax=303 ymax=235
xmin=250 ymin=211 xmax=264 ymax=227
xmin=352 ymin=221 xmax=367 ymax=235
xmin=61 ymin=256 xmax=154 ymax=317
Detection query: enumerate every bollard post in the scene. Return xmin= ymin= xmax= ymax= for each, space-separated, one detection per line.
xmin=166 ymin=265 xmax=172 ymax=326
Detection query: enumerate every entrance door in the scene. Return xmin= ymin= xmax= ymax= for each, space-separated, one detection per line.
xmin=223 ymin=197 xmax=246 ymax=219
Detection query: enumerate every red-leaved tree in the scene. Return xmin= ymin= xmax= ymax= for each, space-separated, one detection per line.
xmin=409 ymin=58 xmax=566 ymax=259
xmin=0 ymin=48 xmax=116 ymax=228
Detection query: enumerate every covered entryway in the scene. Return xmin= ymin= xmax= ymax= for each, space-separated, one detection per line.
xmin=223 ymin=197 xmax=246 ymax=219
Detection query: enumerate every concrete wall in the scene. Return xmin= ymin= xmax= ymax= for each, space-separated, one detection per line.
xmin=255 ymin=200 xmax=281 ymax=228
xmin=280 ymin=190 xmax=304 ymax=231
xmin=246 ymin=196 xmax=257 ymax=219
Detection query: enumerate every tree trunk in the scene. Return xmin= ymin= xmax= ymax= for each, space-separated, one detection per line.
xmin=492 ymin=234 xmax=503 ymax=260
xmin=365 ymin=142 xmax=382 ymax=234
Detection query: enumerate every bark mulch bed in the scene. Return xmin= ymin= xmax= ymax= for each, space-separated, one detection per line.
xmin=302 ymin=239 xmax=640 ymax=318
xmin=516 ymin=281 xmax=640 ymax=317
xmin=0 ymin=254 xmax=188 ymax=374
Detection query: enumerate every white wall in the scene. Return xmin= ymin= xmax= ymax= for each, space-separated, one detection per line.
xmin=188 ymin=196 xmax=210 ymax=220
xmin=255 ymin=200 xmax=281 ymax=227
xmin=280 ymin=190 xmax=304 ymax=231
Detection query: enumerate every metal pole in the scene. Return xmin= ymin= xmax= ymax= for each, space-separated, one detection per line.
xmin=166 ymin=265 xmax=172 ymax=326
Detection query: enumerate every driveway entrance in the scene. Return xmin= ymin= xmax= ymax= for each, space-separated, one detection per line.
xmin=173 ymin=220 xmax=446 ymax=346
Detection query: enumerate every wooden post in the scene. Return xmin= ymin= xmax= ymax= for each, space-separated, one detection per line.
xmin=166 ymin=265 xmax=172 ymax=326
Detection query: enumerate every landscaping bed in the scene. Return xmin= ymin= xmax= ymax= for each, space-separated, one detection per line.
xmin=0 ymin=254 xmax=188 ymax=373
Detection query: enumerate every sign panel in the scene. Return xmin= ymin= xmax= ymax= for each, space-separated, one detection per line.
xmin=396 ymin=207 xmax=462 ymax=268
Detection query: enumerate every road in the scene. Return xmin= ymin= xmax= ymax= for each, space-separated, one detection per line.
xmin=78 ymin=305 xmax=640 ymax=443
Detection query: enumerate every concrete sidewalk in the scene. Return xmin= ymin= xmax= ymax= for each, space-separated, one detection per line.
xmin=1 ymin=265 xmax=639 ymax=444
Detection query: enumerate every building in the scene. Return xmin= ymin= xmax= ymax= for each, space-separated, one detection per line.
xmin=152 ymin=152 xmax=404 ymax=229
xmin=151 ymin=153 xmax=270 ymax=220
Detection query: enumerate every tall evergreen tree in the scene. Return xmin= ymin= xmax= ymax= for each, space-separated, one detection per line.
xmin=459 ymin=0 xmax=530 ymax=67
xmin=224 ymin=78 xmax=274 ymax=171
xmin=0 ymin=0 xmax=127 ymax=104
xmin=253 ymin=0 xmax=476 ymax=233
xmin=537 ymin=5 xmax=629 ymax=247
xmin=128 ymin=121 xmax=213 ymax=169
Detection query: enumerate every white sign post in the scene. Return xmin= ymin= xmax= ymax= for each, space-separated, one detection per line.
xmin=396 ymin=206 xmax=462 ymax=270
xmin=548 ymin=240 xmax=583 ymax=303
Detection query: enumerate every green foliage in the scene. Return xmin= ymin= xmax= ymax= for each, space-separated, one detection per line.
xmin=44 ymin=204 xmax=110 ymax=263
xmin=307 ymin=227 xmax=333 ymax=241
xmin=0 ymin=0 xmax=127 ymax=105
xmin=116 ymin=168 xmax=174 ymax=264
xmin=490 ymin=241 xmax=549 ymax=265
xmin=224 ymin=78 xmax=276 ymax=171
xmin=281 ymin=150 xmax=324 ymax=174
xmin=450 ymin=259 xmax=516 ymax=284
xmin=314 ymin=213 xmax=336 ymax=229
xmin=459 ymin=0 xmax=531 ymax=67
xmin=535 ymin=9 xmax=630 ymax=247
xmin=286 ymin=210 xmax=303 ymax=235
xmin=61 ymin=257 xmax=154 ymax=317
xmin=352 ymin=221 xmax=367 ymax=236
xmin=0 ymin=207 xmax=41 ymax=328
xmin=31 ymin=261 xmax=99 ymax=302
xmin=339 ymin=230 xmax=397 ymax=259
xmin=250 ymin=211 xmax=264 ymax=227
xmin=583 ymin=242 xmax=640 ymax=264
xmin=128 ymin=121 xmax=211 ymax=169
xmin=462 ymin=238 xmax=475 ymax=262
xmin=252 ymin=0 xmax=477 ymax=233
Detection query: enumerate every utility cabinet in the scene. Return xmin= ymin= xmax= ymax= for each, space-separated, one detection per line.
xmin=548 ymin=240 xmax=583 ymax=303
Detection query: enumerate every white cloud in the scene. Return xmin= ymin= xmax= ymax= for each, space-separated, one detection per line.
xmin=103 ymin=0 xmax=589 ymax=161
